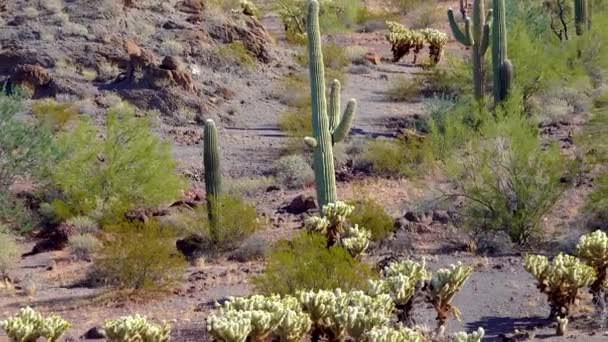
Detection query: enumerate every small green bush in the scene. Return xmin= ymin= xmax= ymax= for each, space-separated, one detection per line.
xmin=50 ymin=103 xmax=185 ymax=223
xmin=361 ymin=139 xmax=423 ymax=178
xmin=271 ymin=73 xmax=310 ymax=108
xmin=0 ymin=229 xmax=18 ymax=279
xmin=273 ymin=155 xmax=314 ymax=189
xmin=253 ymin=232 xmax=376 ymax=294
xmin=95 ymin=220 xmax=186 ymax=290
xmin=31 ymin=99 xmax=78 ymax=130
xmin=69 ymin=234 xmax=100 ymax=260
xmin=66 ymin=216 xmax=99 ymax=234
xmin=225 ymin=176 xmax=276 ymax=198
xmin=0 ymin=192 xmax=38 ymax=234
xmin=348 ymin=198 xmax=394 ymax=241
xmin=385 ymin=76 xmax=422 ymax=102
xmin=205 ymin=196 xmax=260 ymax=251
xmin=218 ymin=42 xmax=257 ymax=69
xmin=278 ymin=108 xmax=312 ymax=138
xmin=390 ymin=0 xmax=424 ymax=14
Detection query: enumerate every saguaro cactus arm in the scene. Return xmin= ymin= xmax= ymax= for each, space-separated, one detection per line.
xmin=332 ymin=99 xmax=356 ymax=144
xmin=447 ymin=9 xmax=473 ymax=46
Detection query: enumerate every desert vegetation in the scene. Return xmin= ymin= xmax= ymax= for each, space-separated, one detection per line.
xmin=1 ymin=0 xmax=608 ymax=341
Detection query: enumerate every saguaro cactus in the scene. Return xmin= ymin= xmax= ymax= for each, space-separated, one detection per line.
xmin=491 ymin=0 xmax=512 ymax=103
xmin=448 ymin=0 xmax=492 ymax=100
xmin=204 ymin=119 xmax=221 ymax=233
xmin=574 ymin=0 xmax=590 ymax=36
xmin=304 ymin=0 xmax=356 ymax=211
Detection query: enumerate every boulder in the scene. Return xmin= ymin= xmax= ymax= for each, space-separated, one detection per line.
xmin=282 ymin=195 xmax=317 ymax=215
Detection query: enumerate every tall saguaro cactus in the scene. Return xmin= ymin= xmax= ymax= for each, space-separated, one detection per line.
xmin=574 ymin=0 xmax=590 ymax=36
xmin=204 ymin=119 xmax=221 ymax=233
xmin=304 ymin=0 xmax=356 ymax=211
xmin=491 ymin=0 xmax=512 ymax=103
xmin=448 ymin=0 xmax=492 ymax=100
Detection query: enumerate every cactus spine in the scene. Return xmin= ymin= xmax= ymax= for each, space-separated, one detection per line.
xmin=304 ymin=0 xmax=356 ymax=211
xmin=574 ymin=0 xmax=590 ymax=36
xmin=491 ymin=0 xmax=512 ymax=103
xmin=448 ymin=0 xmax=492 ymax=100
xmin=204 ymin=119 xmax=221 ymax=234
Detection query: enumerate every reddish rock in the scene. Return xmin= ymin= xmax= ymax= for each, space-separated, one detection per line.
xmin=364 ymin=52 xmax=381 ymax=65
xmin=12 ymin=64 xmax=52 ymax=89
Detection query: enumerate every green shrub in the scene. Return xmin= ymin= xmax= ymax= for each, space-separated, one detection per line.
xmin=385 ymin=76 xmax=422 ymax=102
xmin=66 ymin=216 xmax=99 ymax=234
xmin=0 ymin=192 xmax=38 ymax=234
xmin=278 ymin=108 xmax=312 ymax=138
xmin=390 ymin=0 xmax=424 ymax=14
xmin=443 ymin=106 xmax=569 ymax=245
xmin=271 ymin=73 xmax=310 ymax=108
xmin=204 ymin=195 xmax=260 ymax=251
xmin=361 ymin=139 xmax=423 ymax=178
xmin=218 ymin=42 xmax=257 ymax=69
xmin=225 ymin=176 xmax=276 ymax=198
xmin=0 ymin=229 xmax=18 ymax=279
xmin=49 ymin=103 xmax=185 ymax=223
xmin=410 ymin=2 xmax=442 ymax=29
xmin=253 ymin=232 xmax=376 ymax=294
xmin=95 ymin=220 xmax=186 ymax=290
xmin=69 ymin=233 xmax=100 ymax=260
xmin=273 ymin=155 xmax=314 ymax=189
xmin=348 ymin=198 xmax=394 ymax=241
xmin=31 ymin=99 xmax=78 ymax=130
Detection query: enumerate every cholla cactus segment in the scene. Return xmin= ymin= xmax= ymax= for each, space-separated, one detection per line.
xmin=104 ymin=315 xmax=170 ymax=342
xmin=336 ymin=305 xmax=391 ymax=339
xmin=298 ymin=289 xmax=342 ymax=330
xmin=322 ymin=201 xmax=354 ymax=229
xmin=430 ymin=262 xmax=473 ymax=304
xmin=420 ymin=29 xmax=448 ymax=64
xmin=576 ymin=230 xmax=608 ymax=270
xmin=523 ymin=254 xmax=549 ymax=280
xmin=454 ymin=327 xmax=485 ymax=342
xmin=384 ymin=259 xmax=428 ymax=279
xmin=239 ymin=0 xmax=258 ymax=16
xmin=341 ymin=225 xmax=371 ymax=258
xmin=305 ymin=216 xmax=330 ymax=234
xmin=275 ymin=308 xmax=312 ymax=342
xmin=207 ymin=311 xmax=252 ymax=342
xmin=0 ymin=307 xmax=71 ymax=342
xmin=381 ymin=259 xmax=428 ymax=305
xmin=365 ymin=326 xmax=424 ymax=342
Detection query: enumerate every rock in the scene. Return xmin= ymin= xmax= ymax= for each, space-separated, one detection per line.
xmin=283 ymin=195 xmax=317 ymax=215
xmin=403 ymin=211 xmax=420 ymax=223
xmin=180 ymin=0 xmax=203 ymax=14
xmin=161 ymin=56 xmax=184 ymax=71
xmin=363 ymin=52 xmax=381 ymax=65
xmin=11 ymin=64 xmax=52 ymax=93
xmin=176 ymin=234 xmax=205 ymax=258
xmin=209 ymin=16 xmax=275 ymax=63
xmin=432 ymin=210 xmax=450 ymax=224
xmin=393 ymin=217 xmax=409 ymax=231
xmin=266 ymin=185 xmax=281 ymax=192
xmin=82 ymin=327 xmax=106 ymax=339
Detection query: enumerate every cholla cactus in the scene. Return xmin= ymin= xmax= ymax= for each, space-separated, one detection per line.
xmin=336 ymin=306 xmax=390 ymax=340
xmin=454 ymin=327 xmax=485 ymax=342
xmin=428 ymin=262 xmax=473 ymax=332
xmin=385 ymin=22 xmax=425 ymax=64
xmin=104 ymin=315 xmax=170 ymax=342
xmin=207 ymin=311 xmax=252 ymax=342
xmin=576 ymin=230 xmax=608 ymax=301
xmin=305 ymin=216 xmax=330 ymax=234
xmin=420 ymin=29 xmax=448 ymax=64
xmin=370 ymin=260 xmax=428 ymax=327
xmin=341 ymin=225 xmax=371 ymax=258
xmin=524 ymin=253 xmax=596 ymax=318
xmin=0 ymin=307 xmax=70 ymax=342
xmin=275 ymin=308 xmax=311 ymax=342
xmin=364 ymin=326 xmax=424 ymax=342
xmin=308 ymin=201 xmax=355 ymax=246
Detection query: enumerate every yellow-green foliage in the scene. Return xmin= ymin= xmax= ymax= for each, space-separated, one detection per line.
xmin=361 ymin=138 xmax=424 ymax=178
xmin=218 ymin=42 xmax=257 ymax=69
xmin=253 ymin=232 xmax=376 ymax=295
xmin=31 ymin=99 xmax=78 ymax=130
xmin=104 ymin=315 xmax=171 ymax=342
xmin=49 ymin=103 xmax=185 ymax=223
xmin=348 ymin=198 xmax=394 ymax=241
xmin=95 ymin=220 xmax=186 ymax=290
xmin=0 ymin=230 xmax=18 ymax=278
xmin=204 ymin=195 xmax=260 ymax=251
xmin=524 ymin=253 xmax=596 ymax=317
xmin=279 ymin=109 xmax=312 ymax=137
xmin=0 ymin=307 xmax=70 ymax=342
xmin=576 ymin=230 xmax=608 ymax=294
xmin=365 ymin=326 xmax=424 ymax=342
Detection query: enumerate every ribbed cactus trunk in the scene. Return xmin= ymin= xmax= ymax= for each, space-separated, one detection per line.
xmin=491 ymin=0 xmax=512 ymax=103
xmin=574 ymin=0 xmax=590 ymax=36
xmin=448 ymin=0 xmax=491 ymax=101
xmin=204 ymin=119 xmax=221 ymax=238
xmin=305 ymin=0 xmax=356 ymax=212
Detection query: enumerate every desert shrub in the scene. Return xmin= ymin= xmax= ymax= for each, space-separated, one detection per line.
xmin=69 ymin=234 xmax=99 ymax=260
xmin=253 ymin=232 xmax=376 ymax=294
xmin=0 ymin=192 xmax=38 ymax=234
xmin=218 ymin=42 xmax=256 ymax=69
xmin=272 ymin=73 xmax=310 ymax=108
xmin=95 ymin=220 xmax=186 ymax=290
xmin=0 ymin=230 xmax=18 ymax=279
xmin=273 ymin=155 xmax=314 ymax=189
xmin=278 ymin=108 xmax=312 ymax=138
xmin=66 ymin=216 xmax=99 ymax=234
xmin=229 ymin=235 xmax=269 ymax=262
xmin=296 ymin=42 xmax=351 ymax=70
xmin=385 ymin=76 xmax=422 ymax=102
xmin=361 ymin=138 xmax=423 ymax=178
xmin=49 ymin=103 xmax=185 ymax=223
xmin=348 ymin=198 xmax=394 ymax=241
xmin=443 ymin=106 xmax=568 ymax=245
xmin=225 ymin=176 xmax=275 ymax=197
xmin=204 ymin=195 xmax=260 ymax=251
xmin=410 ymin=3 xmax=442 ymax=29
xmin=31 ymin=99 xmax=78 ymax=130
xmin=390 ymin=0 xmax=424 ymax=14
